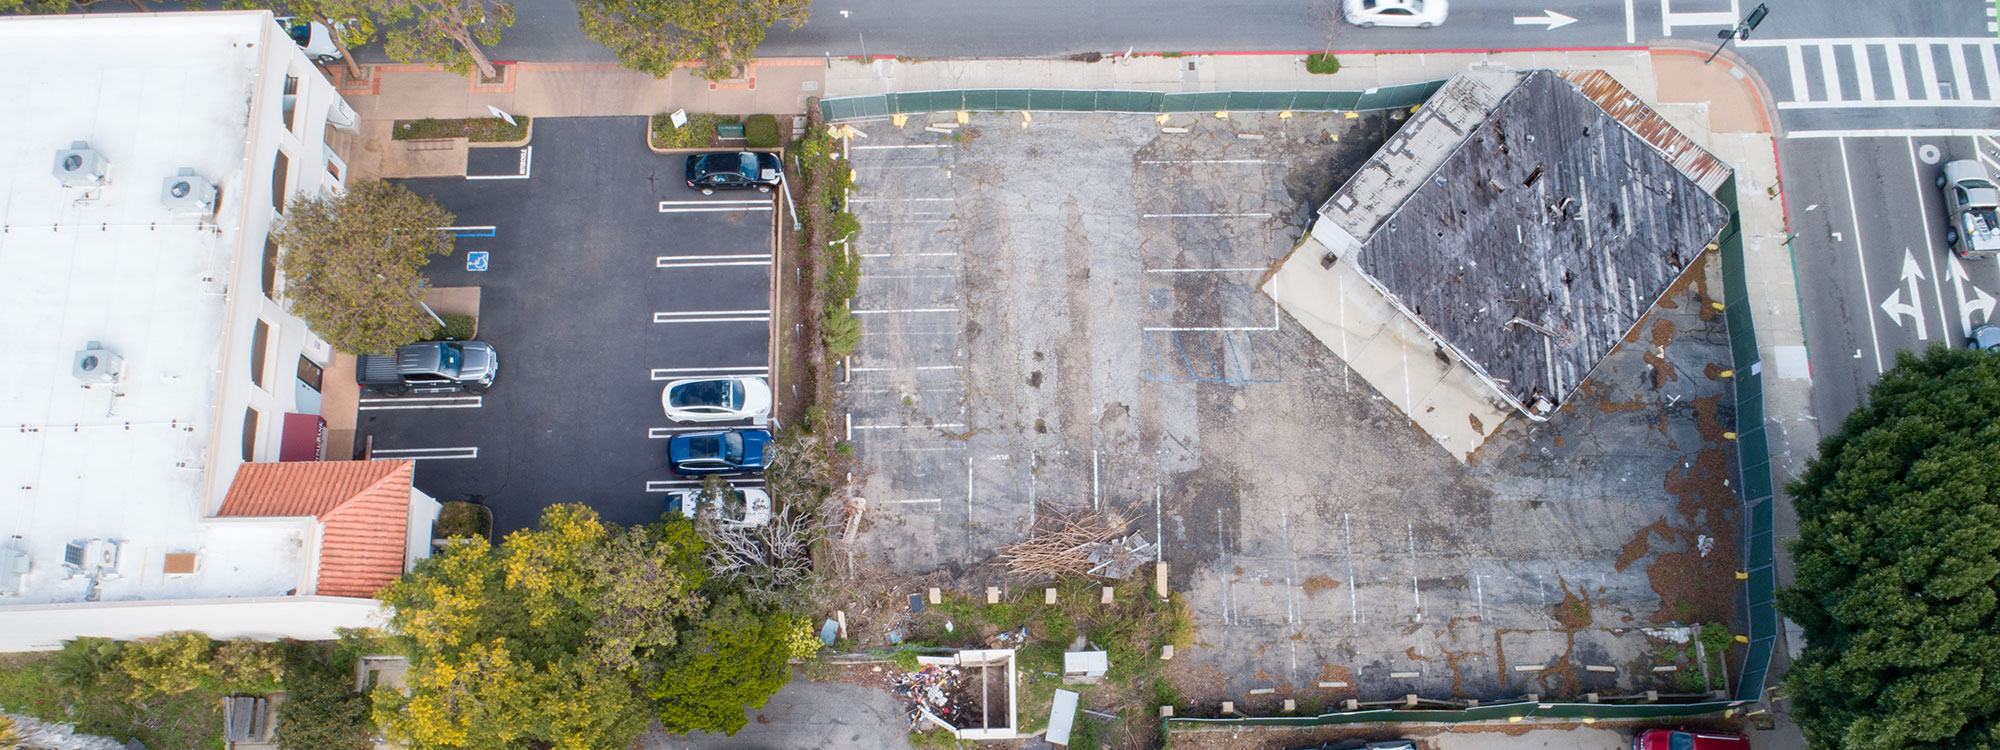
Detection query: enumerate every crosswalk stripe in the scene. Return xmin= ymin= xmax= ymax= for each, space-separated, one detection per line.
xmin=1818 ymin=44 xmax=1844 ymax=101
xmin=1787 ymin=44 xmax=1810 ymax=102
xmin=1982 ymin=44 xmax=2000 ymax=100
xmin=1852 ymin=43 xmax=1876 ymax=101
xmin=1885 ymin=43 xmax=1911 ymax=101
xmin=1916 ymin=43 xmax=1940 ymax=101
xmin=1950 ymin=43 xmax=1975 ymax=101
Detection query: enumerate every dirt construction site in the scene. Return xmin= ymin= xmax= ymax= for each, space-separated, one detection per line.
xmin=834 ymin=109 xmax=1744 ymax=707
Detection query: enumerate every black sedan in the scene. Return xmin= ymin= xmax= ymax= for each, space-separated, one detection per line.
xmin=685 ymin=152 xmax=782 ymax=195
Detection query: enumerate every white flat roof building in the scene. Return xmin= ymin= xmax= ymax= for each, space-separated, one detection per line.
xmin=0 ymin=11 xmax=427 ymax=650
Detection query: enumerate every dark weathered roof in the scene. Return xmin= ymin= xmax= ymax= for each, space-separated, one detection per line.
xmin=1335 ymin=69 xmax=1730 ymax=412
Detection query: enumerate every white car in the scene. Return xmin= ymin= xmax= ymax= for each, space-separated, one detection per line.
xmin=276 ymin=17 xmax=343 ymax=64
xmin=1343 ymin=0 xmax=1449 ymax=28
xmin=666 ymin=485 xmax=772 ymax=528
xmin=660 ymin=376 xmax=772 ymax=423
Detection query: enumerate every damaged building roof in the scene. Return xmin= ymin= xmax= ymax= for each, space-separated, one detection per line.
xmin=1311 ymin=68 xmax=1731 ymax=417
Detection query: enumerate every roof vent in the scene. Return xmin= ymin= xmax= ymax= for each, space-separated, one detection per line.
xmin=72 ymin=341 xmax=123 ymax=384
xmin=53 ymin=141 xmax=110 ymax=187
xmin=161 ymin=168 xmax=218 ymax=214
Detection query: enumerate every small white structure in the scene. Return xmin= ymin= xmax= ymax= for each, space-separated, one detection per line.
xmin=914 ymin=649 xmax=1019 ymax=740
xmin=1047 ymin=689 xmax=1080 ymax=746
xmin=0 ymin=11 xmax=418 ymax=651
xmin=1063 ymin=650 xmax=1108 ymax=680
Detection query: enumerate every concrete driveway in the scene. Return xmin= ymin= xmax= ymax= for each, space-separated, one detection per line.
xmin=641 ymin=678 xmax=914 ymax=750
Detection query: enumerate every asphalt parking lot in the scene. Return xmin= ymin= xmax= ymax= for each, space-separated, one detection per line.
xmin=839 ymin=112 xmax=1743 ymax=704
xmin=358 ymin=116 xmax=779 ymax=536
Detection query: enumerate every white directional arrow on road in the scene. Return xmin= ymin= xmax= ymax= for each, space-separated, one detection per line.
xmin=1947 ymin=253 xmax=1997 ymax=338
xmin=1513 ymin=10 xmax=1578 ymax=29
xmin=1878 ymin=250 xmax=1930 ymax=340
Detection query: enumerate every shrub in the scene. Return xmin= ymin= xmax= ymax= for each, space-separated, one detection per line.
xmin=428 ymin=313 xmax=477 ymax=341
xmin=1306 ymin=53 xmax=1340 ymax=74
xmin=118 ymin=631 xmax=215 ymax=699
xmin=213 ymin=639 xmax=284 ymax=694
xmin=436 ymin=501 xmax=493 ymax=540
xmin=652 ymin=113 xmax=734 ymax=150
xmin=273 ymin=645 xmax=372 ymax=750
xmin=745 ymin=114 xmax=782 ymax=148
xmin=392 ymin=117 xmax=530 ymax=142
xmin=822 ymin=307 xmax=862 ymax=357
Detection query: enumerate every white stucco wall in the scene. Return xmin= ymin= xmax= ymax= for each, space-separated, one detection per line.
xmin=0 ymin=595 xmax=385 ymax=651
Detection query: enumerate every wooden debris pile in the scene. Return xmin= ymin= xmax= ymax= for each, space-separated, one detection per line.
xmin=1000 ymin=508 xmax=1157 ymax=579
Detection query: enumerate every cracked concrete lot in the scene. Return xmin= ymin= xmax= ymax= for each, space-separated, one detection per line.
xmin=838 ymin=110 xmax=1741 ymax=705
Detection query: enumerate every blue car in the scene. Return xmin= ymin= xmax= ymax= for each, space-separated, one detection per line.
xmin=666 ymin=429 xmax=772 ymax=475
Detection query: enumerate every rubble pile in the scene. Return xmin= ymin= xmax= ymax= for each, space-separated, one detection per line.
xmin=889 ymin=665 xmax=982 ymax=730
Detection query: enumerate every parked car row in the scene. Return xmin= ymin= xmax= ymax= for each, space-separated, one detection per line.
xmin=662 ymin=374 xmax=774 ymax=526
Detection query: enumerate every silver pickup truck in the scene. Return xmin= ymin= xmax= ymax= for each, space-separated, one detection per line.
xmin=355 ymin=341 xmax=498 ymax=396
xmin=1940 ymin=159 xmax=2000 ymax=259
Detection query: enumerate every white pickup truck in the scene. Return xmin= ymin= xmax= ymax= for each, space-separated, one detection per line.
xmin=1939 ymin=159 xmax=2000 ymax=259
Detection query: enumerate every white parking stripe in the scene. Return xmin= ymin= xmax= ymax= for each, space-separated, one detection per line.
xmin=358 ymin=396 xmax=483 ymax=411
xmin=850 ymin=307 xmax=959 ymax=315
xmin=646 ymin=478 xmax=766 ymax=492
xmin=654 ymin=309 xmax=769 ymax=317
xmin=652 ymin=313 xmax=772 ymax=323
xmin=658 ymin=199 xmax=771 ymax=206
xmin=848 ymin=197 xmax=955 ymax=203
xmin=658 ymin=202 xmax=774 ymax=213
xmin=1144 ymin=267 xmax=1267 ymax=273
xmin=651 ymin=367 xmax=769 ymax=380
xmin=849 ymin=365 xmax=961 ymax=372
xmin=1140 ymin=212 xmax=1273 ymax=218
xmin=851 ymin=423 xmax=966 ymax=430
xmin=372 ymin=446 xmax=479 ymax=460
xmin=1137 ymin=159 xmax=1270 ymax=165
xmin=657 ymin=254 xmax=771 ymax=262
xmin=655 ymin=261 xmax=773 ymax=268
xmin=649 ymin=426 xmax=748 ymax=438
xmin=852 ymin=144 xmax=950 ymax=150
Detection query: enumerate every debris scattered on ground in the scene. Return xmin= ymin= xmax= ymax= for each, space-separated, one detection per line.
xmin=1000 ymin=508 xmax=1157 ymax=579
xmin=888 ymin=665 xmax=983 ymax=731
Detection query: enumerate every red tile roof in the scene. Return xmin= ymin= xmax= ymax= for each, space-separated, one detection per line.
xmin=218 ymin=460 xmax=417 ymax=599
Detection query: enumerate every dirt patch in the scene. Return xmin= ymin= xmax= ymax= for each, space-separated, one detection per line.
xmin=1702 ymin=362 xmax=1728 ymax=380
xmin=1551 ymin=579 xmax=1592 ymax=631
xmin=1615 ymin=518 xmax=1673 ymax=572
xmin=1164 ymin=659 xmax=1235 ymax=707
xmin=1302 ymin=575 xmax=1342 ymax=598
xmin=1643 ymin=319 xmax=1679 ymax=388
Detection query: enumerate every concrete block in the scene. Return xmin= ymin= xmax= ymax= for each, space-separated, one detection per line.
xmin=1585 ymin=664 xmax=1617 ymax=673
xmin=1101 ymin=586 xmax=1115 ymax=605
xmin=1389 ymin=671 xmax=1421 ymax=678
xmin=1220 ymin=701 xmax=1236 ymax=715
xmin=987 ymin=586 xmax=1001 ymax=604
xmin=1317 ymin=681 xmax=1348 ymax=689
xmin=1248 ymin=688 xmax=1275 ymax=696
xmin=1343 ymin=699 xmax=1358 ymax=711
xmin=1652 ymin=665 xmax=1679 ymax=672
xmin=1160 ymin=645 xmax=1173 ymax=660
xmin=1283 ymin=699 xmax=1296 ymax=712
xmin=1646 ymin=690 xmax=1659 ymax=702
xmin=1045 ymin=587 xmax=1058 ymax=605
xmin=1512 ymin=665 xmax=1546 ymax=672
xmin=1403 ymin=694 xmax=1418 ymax=708
xmin=1158 ymin=705 xmax=1174 ymax=718
xmin=928 ymin=588 xmax=940 ymax=604
xmin=1585 ymin=692 xmax=1599 ymax=703
xmin=1155 ymin=562 xmax=1168 ymax=598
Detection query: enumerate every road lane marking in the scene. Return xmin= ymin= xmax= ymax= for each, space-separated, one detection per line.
xmin=1917 ymin=43 xmax=1940 ymax=100
xmin=1886 ymin=42 xmax=1911 ymax=101
xmin=1910 ymin=138 xmax=1950 ymax=340
xmin=1819 ymin=43 xmax=1844 ymax=102
xmin=372 ymin=446 xmax=478 ymax=460
xmin=1837 ymin=138 xmax=1887 ymax=374
xmin=1785 ymin=43 xmax=1811 ymax=101
xmin=1982 ymin=44 xmax=2000 ymax=100
xmin=1788 ymin=128 xmax=2000 ymax=138
xmin=1950 ymin=43 xmax=1975 ymax=101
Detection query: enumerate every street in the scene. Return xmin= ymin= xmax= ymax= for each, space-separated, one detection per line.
xmin=1778 ymin=133 xmax=2000 ymax=422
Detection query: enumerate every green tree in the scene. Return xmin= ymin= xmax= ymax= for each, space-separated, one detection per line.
xmin=647 ymin=593 xmax=796 ymax=735
xmin=272 ymin=180 xmax=454 ymax=355
xmin=380 ymin=0 xmax=514 ymax=81
xmin=214 ymin=639 xmax=286 ymax=694
xmin=117 ymin=631 xmax=216 ymax=699
xmin=273 ymin=645 xmax=372 ymax=750
xmin=574 ymin=0 xmax=809 ymax=81
xmin=374 ymin=506 xmax=694 ymax=749
xmin=1778 ymin=347 xmax=2000 ymax=750
xmin=47 ymin=637 xmax=124 ymax=698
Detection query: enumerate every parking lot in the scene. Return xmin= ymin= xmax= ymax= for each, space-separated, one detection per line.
xmin=840 ymin=112 xmax=1743 ymax=703
xmin=358 ymin=116 xmax=779 ymax=535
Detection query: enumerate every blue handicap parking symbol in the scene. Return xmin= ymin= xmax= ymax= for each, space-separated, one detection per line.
xmin=466 ymin=251 xmax=489 ymax=272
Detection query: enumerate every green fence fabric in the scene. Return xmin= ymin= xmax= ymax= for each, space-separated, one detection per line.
xmin=819 ymin=83 xmax=1448 ymax=121
xmin=1164 ymin=699 xmax=1747 ymax=732
xmin=1714 ymin=176 xmax=1779 ymax=703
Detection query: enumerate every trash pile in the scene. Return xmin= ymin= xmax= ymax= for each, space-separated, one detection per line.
xmin=889 ymin=664 xmax=983 ymax=730
xmin=1000 ymin=509 xmax=1157 ymax=579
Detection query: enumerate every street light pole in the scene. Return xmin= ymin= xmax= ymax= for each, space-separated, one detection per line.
xmin=1706 ymin=3 xmax=1770 ymax=65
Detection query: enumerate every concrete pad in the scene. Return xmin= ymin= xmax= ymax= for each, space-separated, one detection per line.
xmin=375 ymin=135 xmax=468 ymax=179
xmin=422 ymin=286 xmax=482 ymax=320
xmin=1652 ymin=51 xmax=1771 ymax=134
xmin=1265 ymin=239 xmax=1511 ymax=461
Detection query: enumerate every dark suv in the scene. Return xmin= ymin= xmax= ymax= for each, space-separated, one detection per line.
xmin=685 ymin=152 xmax=782 ymax=195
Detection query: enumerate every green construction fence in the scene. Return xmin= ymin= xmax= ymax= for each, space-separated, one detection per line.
xmin=1715 ymin=175 xmax=1781 ymax=704
xmin=818 ymin=82 xmax=1449 ymax=121
xmin=1164 ymin=697 xmax=1746 ymax=732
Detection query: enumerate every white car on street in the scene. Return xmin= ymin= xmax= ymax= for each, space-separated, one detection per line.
xmin=1343 ymin=0 xmax=1449 ymax=28
xmin=661 ymin=376 xmax=772 ymax=423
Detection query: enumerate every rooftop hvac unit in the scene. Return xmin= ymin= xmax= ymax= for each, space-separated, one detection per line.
xmin=72 ymin=341 xmax=123 ymax=384
xmin=161 ymin=168 xmax=218 ymax=213
xmin=53 ymin=141 xmax=110 ymax=187
xmin=63 ymin=539 xmax=118 ymax=572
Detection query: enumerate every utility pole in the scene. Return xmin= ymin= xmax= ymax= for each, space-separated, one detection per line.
xmin=1707 ymin=3 xmax=1770 ymax=65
